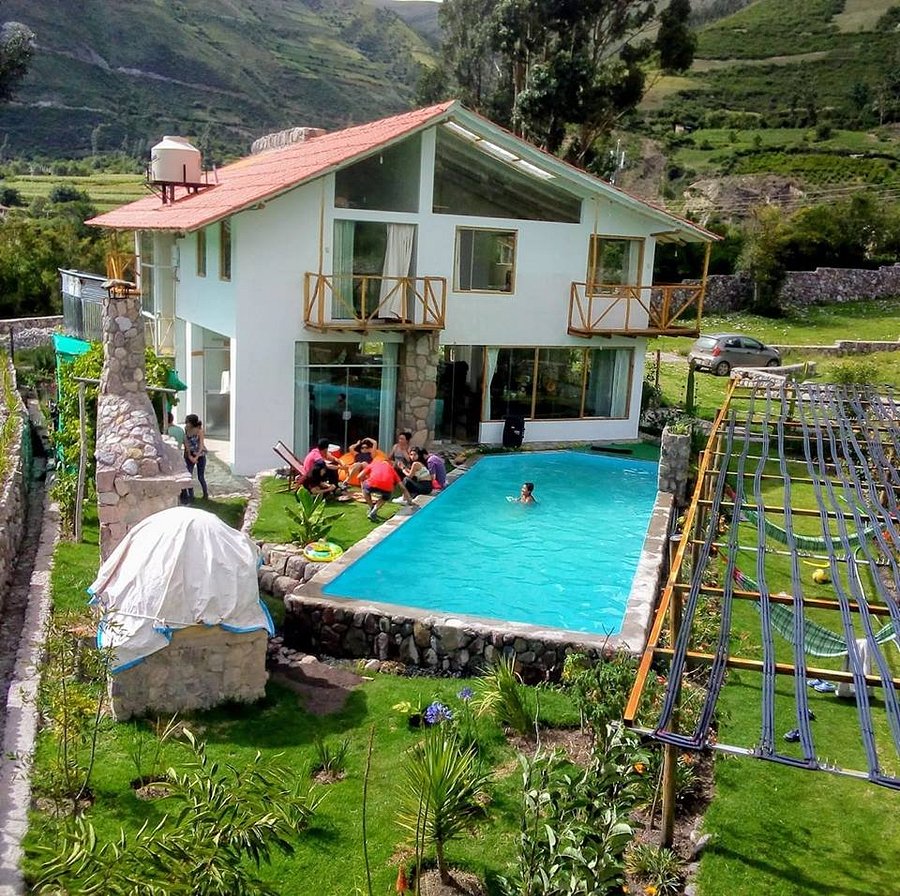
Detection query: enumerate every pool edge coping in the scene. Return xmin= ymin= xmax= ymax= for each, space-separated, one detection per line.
xmin=297 ymin=482 xmax=673 ymax=658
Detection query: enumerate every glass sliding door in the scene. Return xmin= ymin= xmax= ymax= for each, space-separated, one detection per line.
xmin=294 ymin=342 xmax=397 ymax=454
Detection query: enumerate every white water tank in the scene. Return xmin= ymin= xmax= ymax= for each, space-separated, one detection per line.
xmin=150 ymin=136 xmax=202 ymax=184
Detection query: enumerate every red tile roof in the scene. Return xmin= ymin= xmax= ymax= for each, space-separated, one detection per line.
xmin=88 ymin=101 xmax=456 ymax=232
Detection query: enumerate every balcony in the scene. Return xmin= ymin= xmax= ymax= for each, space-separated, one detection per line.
xmin=304 ymin=273 xmax=446 ymax=332
xmin=568 ymin=282 xmax=705 ymax=338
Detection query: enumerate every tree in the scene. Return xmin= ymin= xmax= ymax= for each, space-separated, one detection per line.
xmin=435 ymin=0 xmax=697 ymax=168
xmin=737 ymin=204 xmax=788 ymax=316
xmin=0 ymin=18 xmax=34 ymax=102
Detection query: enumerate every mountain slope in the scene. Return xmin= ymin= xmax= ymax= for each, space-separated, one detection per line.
xmin=0 ymin=0 xmax=436 ymax=159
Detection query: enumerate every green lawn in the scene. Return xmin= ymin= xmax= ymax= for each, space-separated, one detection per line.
xmin=28 ymin=504 xmax=585 ymax=894
xmin=251 ymin=476 xmax=396 ymax=545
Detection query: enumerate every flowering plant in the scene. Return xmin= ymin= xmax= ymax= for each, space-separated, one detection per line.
xmin=424 ymin=702 xmax=454 ymax=726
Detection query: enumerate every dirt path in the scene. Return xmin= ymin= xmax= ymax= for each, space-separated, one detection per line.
xmin=0 ymin=460 xmax=46 ymax=747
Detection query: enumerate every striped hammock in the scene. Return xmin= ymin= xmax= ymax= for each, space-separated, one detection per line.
xmin=727 ymin=562 xmax=897 ymax=657
xmin=724 ymin=485 xmax=874 ymax=551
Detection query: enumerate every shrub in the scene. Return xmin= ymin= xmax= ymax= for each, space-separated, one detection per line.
xmin=500 ymin=725 xmax=647 ymax=896
xmin=830 ymin=358 xmax=879 ymax=386
xmin=312 ymin=735 xmax=350 ymax=779
xmin=624 ymin=842 xmax=685 ymax=895
xmin=473 ymin=655 xmax=535 ymax=738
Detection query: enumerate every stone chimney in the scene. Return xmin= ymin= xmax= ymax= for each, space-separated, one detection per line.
xmin=95 ymin=284 xmax=191 ymax=559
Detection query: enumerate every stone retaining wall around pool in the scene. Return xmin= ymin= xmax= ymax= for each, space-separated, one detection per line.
xmin=262 ymin=489 xmax=674 ymax=683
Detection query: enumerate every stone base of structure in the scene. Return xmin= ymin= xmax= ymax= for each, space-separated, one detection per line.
xmin=108 ymin=626 xmax=269 ymax=720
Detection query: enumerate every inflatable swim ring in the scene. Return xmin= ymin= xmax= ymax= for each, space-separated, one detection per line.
xmin=303 ymin=540 xmax=344 ymax=563
xmin=338 ymin=449 xmax=388 ymax=485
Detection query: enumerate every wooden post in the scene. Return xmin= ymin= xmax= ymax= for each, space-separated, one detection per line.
xmin=75 ymin=381 xmax=87 ymax=543
xmin=661 ymin=584 xmax=683 ymax=847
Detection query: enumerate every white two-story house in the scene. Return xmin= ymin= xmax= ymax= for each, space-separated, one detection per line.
xmin=88 ymin=101 xmax=715 ymax=475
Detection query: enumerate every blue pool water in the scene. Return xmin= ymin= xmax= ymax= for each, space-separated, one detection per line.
xmin=322 ymin=451 xmax=658 ymax=635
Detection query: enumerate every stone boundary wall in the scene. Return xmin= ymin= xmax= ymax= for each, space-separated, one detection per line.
xmin=692 ymin=265 xmax=900 ymax=314
xmin=0 ymin=357 xmax=30 ymax=615
xmin=0 ymin=315 xmax=62 ymax=335
xmin=771 ymin=340 xmax=900 ymax=356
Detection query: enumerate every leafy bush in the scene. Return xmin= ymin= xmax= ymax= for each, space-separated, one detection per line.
xmin=34 ymin=729 xmax=322 ymax=895
xmin=473 ymin=655 xmax=535 ymax=738
xmin=829 ymin=358 xmax=879 ymax=385
xmin=500 ymin=725 xmax=647 ymax=896
xmin=562 ymin=651 xmax=640 ymax=741
xmin=286 ymin=488 xmax=341 ymax=545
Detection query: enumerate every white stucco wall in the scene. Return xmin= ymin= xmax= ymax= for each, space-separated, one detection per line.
xmin=170 ymin=124 xmax=681 ymax=473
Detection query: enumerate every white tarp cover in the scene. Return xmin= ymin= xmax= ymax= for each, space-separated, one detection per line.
xmin=89 ymin=507 xmax=273 ymax=673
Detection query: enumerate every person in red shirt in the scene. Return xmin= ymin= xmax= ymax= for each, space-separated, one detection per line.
xmin=358 ymin=457 xmax=401 ymax=522
xmin=302 ymin=438 xmax=342 ymax=489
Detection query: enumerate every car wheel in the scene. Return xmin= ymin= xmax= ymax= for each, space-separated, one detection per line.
xmin=766 ymin=358 xmax=780 ymax=367
xmin=714 ymin=360 xmax=731 ymax=376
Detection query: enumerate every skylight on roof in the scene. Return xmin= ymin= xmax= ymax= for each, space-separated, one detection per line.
xmin=443 ymin=122 xmax=479 ymax=142
xmin=513 ymin=159 xmax=554 ymax=181
xmin=479 ymin=140 xmax=518 ymax=163
xmin=441 ymin=121 xmax=556 ymax=183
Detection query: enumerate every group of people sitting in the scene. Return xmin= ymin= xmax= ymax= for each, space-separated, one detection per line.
xmin=299 ymin=430 xmax=448 ymax=522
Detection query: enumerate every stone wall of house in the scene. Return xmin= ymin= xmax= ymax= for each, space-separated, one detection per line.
xmin=94 ymin=289 xmax=189 ymax=559
xmin=396 ymin=331 xmax=439 ymax=447
xmin=691 ymin=264 xmax=900 ymax=314
xmin=108 ymin=626 xmax=269 ymax=720
xmin=0 ymin=357 xmax=30 ymax=616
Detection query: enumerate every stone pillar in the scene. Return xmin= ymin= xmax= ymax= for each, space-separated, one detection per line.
xmin=397 ymin=331 xmax=440 ymax=447
xmin=95 ymin=286 xmax=190 ymax=559
xmin=658 ymin=425 xmax=692 ymax=505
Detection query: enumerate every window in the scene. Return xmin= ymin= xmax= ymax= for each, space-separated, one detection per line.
xmin=488 ymin=346 xmax=633 ymax=420
xmin=138 ymin=232 xmax=154 ymax=317
xmin=196 ymin=228 xmax=207 ymax=277
xmin=457 ymin=229 xmax=516 ymax=293
xmin=219 ymin=219 xmax=231 ymax=281
xmin=434 ymin=128 xmax=581 ymax=222
xmin=586 ymin=236 xmax=643 ymax=293
xmin=334 ymin=135 xmax=420 ymax=212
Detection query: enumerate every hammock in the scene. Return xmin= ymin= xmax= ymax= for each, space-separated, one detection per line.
xmin=724 ymin=485 xmax=874 ymax=551
xmin=727 ymin=562 xmax=898 ymax=658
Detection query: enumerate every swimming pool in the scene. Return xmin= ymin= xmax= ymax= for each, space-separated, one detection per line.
xmin=321 ymin=451 xmax=658 ymax=636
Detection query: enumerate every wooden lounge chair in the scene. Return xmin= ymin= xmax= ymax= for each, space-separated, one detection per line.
xmin=273 ymin=440 xmax=306 ymax=491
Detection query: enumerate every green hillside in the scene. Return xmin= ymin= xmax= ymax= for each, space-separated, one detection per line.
xmin=0 ymin=0 xmax=436 ymax=159
xmin=634 ymin=0 xmax=900 ymax=208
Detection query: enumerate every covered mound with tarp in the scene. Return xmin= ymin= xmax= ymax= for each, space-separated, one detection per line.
xmin=89 ymin=507 xmax=273 ymax=673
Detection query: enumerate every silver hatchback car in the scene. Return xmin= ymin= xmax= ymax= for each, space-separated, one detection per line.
xmin=688 ymin=333 xmax=781 ymax=376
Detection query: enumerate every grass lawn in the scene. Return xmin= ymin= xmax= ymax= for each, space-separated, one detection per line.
xmin=28 ymin=504 xmax=586 ymax=894
xmin=251 ymin=476 xmax=398 ymax=545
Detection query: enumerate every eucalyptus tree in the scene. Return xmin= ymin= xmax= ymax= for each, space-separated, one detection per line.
xmin=431 ymin=0 xmax=697 ymax=168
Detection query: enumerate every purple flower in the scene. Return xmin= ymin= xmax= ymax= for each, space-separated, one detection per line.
xmin=424 ymin=701 xmax=453 ymax=725
xmin=457 ymin=687 xmax=474 ymax=702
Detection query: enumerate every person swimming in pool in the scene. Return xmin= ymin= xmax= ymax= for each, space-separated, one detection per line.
xmin=508 ymin=481 xmax=536 ymax=504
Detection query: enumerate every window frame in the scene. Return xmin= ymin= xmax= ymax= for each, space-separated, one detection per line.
xmin=196 ymin=228 xmax=207 ymax=278
xmin=586 ymin=235 xmax=644 ymax=294
xmin=219 ymin=219 xmax=232 ymax=282
xmin=455 ymin=226 xmax=518 ymax=294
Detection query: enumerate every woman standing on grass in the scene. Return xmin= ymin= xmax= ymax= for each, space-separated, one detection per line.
xmin=184 ymin=414 xmax=209 ymax=501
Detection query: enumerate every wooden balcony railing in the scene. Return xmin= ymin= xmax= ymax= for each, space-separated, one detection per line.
xmin=568 ymin=282 xmax=705 ymax=338
xmin=304 ymin=273 xmax=447 ymax=332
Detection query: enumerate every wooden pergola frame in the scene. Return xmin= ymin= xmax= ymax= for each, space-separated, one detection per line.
xmin=625 ymin=376 xmax=900 ymax=844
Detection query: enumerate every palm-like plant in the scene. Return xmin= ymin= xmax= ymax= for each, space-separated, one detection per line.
xmin=397 ymin=730 xmax=489 ymax=885
xmin=286 ymin=488 xmax=340 ymax=546
xmin=472 ymin=655 xmax=535 ymax=738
